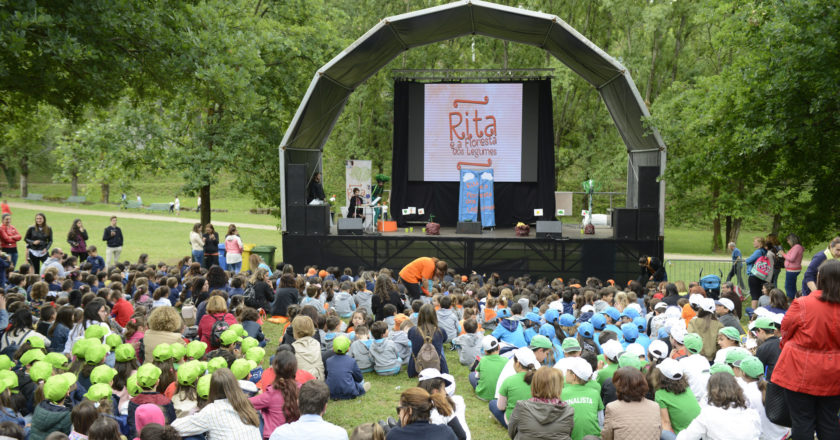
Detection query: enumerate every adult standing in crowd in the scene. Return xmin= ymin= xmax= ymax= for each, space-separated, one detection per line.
xmin=767 ymin=234 xmax=784 ymax=287
xmin=190 ymin=223 xmax=205 ymax=267
xmin=801 ymin=237 xmax=840 ymax=296
xmin=773 ymin=259 xmax=840 ymax=440
xmin=744 ymin=236 xmax=767 ymax=308
xmin=725 ymin=242 xmax=744 ymax=290
xmin=0 ymin=214 xmax=22 ymax=269
xmin=399 ymin=257 xmax=447 ymax=301
xmin=202 ymin=224 xmax=220 ymax=269
xmin=224 ymin=224 xmax=244 ymax=273
xmin=24 ymin=213 xmax=52 ymax=274
xmin=778 ymin=233 xmax=803 ymax=299
xmin=66 ymin=218 xmax=88 ymax=263
xmin=102 ymin=215 xmax=123 ymax=267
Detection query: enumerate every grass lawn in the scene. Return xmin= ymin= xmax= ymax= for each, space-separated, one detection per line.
xmin=260 ymin=322 xmax=510 ymax=439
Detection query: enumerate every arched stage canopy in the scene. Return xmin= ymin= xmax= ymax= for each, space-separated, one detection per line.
xmin=279 ymin=0 xmax=666 ymax=232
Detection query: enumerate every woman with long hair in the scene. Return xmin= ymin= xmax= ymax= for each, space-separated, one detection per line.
xmin=248 ymin=254 xmax=272 ymax=276
xmin=47 ymin=305 xmax=74 ymax=354
xmin=372 ymin=269 xmax=403 ymax=322
xmin=202 ymin=224 xmax=220 ymax=269
xmin=386 ymin=387 xmax=457 ymax=440
xmin=190 ymin=223 xmax=205 ymax=269
xmin=224 ymin=224 xmax=243 ymax=274
xmin=23 ymin=213 xmax=51 ymax=274
xmin=66 ymin=218 xmax=88 ymax=263
xmin=171 ymin=368 xmax=261 ymax=439
xmin=248 ymin=268 xmax=274 ymax=311
xmin=407 ymin=304 xmax=448 ymax=377
xmin=676 ymin=372 xmax=760 ymax=440
xmin=250 ymin=351 xmax=300 ymax=439
xmin=779 ymin=233 xmax=804 ymax=299
xmin=270 ymin=274 xmax=299 ymax=318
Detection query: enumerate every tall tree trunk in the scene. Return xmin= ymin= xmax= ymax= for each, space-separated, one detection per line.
xmin=771 ymin=214 xmax=781 ymax=235
xmin=731 ymin=218 xmax=743 ymax=243
xmin=19 ymin=156 xmax=28 ymax=198
xmin=200 ymin=184 xmax=211 ymax=226
xmin=645 ymin=29 xmax=661 ymax=106
xmin=70 ymin=172 xmax=78 ymax=197
xmin=101 ymin=183 xmax=110 ymax=204
xmin=725 ymin=215 xmax=732 ymax=244
xmin=671 ymin=14 xmax=687 ymax=81
xmin=0 ymin=163 xmax=15 ymax=189
xmin=503 ymin=41 xmax=509 ymax=69
xmin=712 ymin=185 xmax=723 ymax=251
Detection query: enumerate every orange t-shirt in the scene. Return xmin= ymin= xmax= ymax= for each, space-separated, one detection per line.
xmin=682 ymin=303 xmax=696 ymax=327
xmin=484 ymin=308 xmax=497 ymax=323
xmin=399 ymin=257 xmax=436 ymax=286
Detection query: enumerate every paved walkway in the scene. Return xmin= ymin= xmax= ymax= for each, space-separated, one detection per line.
xmin=8 ymin=202 xmax=277 ymax=231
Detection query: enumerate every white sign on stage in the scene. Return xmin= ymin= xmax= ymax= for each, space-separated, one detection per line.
xmin=345 ymin=159 xmax=372 ymax=208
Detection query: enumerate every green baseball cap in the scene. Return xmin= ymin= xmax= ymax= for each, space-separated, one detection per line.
xmin=240 ymin=337 xmax=259 ymax=355
xmin=72 ymin=338 xmax=97 ymax=359
xmin=734 ymin=356 xmax=764 ymax=379
xmin=153 ymin=343 xmax=172 ymax=362
xmin=529 ymin=335 xmax=553 ymax=350
xmin=709 ymin=363 xmax=734 ymax=376
xmin=229 ymin=323 xmax=247 ymax=338
xmin=19 ymin=349 xmax=45 ymax=366
xmin=753 ymin=317 xmax=776 ymax=331
xmin=85 ymin=325 xmax=108 ymax=340
xmin=114 ymin=344 xmax=136 ymax=363
xmin=618 ymin=353 xmax=642 ymax=370
xmin=725 ymin=349 xmax=750 ymax=365
xmin=177 ymin=361 xmax=202 ymax=386
xmin=186 ymin=341 xmax=208 ymax=359
xmin=44 ymin=373 xmax=76 ymax=402
xmin=126 ymin=373 xmax=140 ymax=397
xmin=0 ymin=370 xmax=18 ymax=392
xmin=0 ymin=355 xmax=12 ymax=370
xmin=85 ymin=343 xmax=108 ymax=365
xmin=84 ymin=383 xmax=113 ymax=401
xmin=136 ymin=364 xmax=162 ymax=389
xmin=91 ymin=365 xmax=117 ymax=385
xmin=44 ymin=352 xmax=70 ymax=370
xmin=196 ymin=374 xmax=211 ymax=399
xmin=26 ymin=336 xmax=46 ymax=350
xmin=207 ymin=357 xmax=228 ymax=373
xmin=219 ymin=329 xmax=242 ymax=346
xmin=561 ymin=337 xmax=582 ymax=353
xmin=105 ymin=333 xmax=122 ymax=349
xmin=29 ymin=361 xmax=53 ymax=383
xmin=718 ymin=327 xmax=741 ymax=342
xmin=683 ymin=333 xmax=703 ymax=354
xmin=333 ymin=335 xmax=351 ymax=354
xmin=231 ymin=359 xmax=256 ymax=380
xmin=170 ymin=343 xmax=186 ymax=361
xmin=245 ymin=347 xmax=265 ymax=364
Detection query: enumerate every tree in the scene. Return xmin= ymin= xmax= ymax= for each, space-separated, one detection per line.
xmin=0 ymin=101 xmax=64 ymax=197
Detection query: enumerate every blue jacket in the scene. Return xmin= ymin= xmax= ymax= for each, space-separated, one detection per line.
xmin=492 ymin=318 xmax=527 ymax=348
xmin=802 ymin=250 xmax=832 ymax=295
xmin=241 ymin=320 xmax=265 ymax=342
xmin=745 ymin=248 xmax=765 ymax=274
xmin=48 ymin=323 xmax=69 ymax=353
xmin=88 ymin=255 xmax=105 ymax=274
xmin=324 ymin=353 xmax=364 ymax=399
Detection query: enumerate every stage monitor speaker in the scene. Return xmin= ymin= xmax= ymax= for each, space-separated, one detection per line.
xmin=305 ymin=205 xmax=330 ymax=236
xmin=286 ymin=205 xmax=306 ymax=236
xmin=613 ymin=208 xmax=638 ymax=240
xmin=337 ymin=218 xmax=363 ymax=235
xmin=637 ymin=209 xmax=659 ymax=240
xmin=536 ymin=221 xmax=563 ymax=239
xmin=286 ymin=164 xmax=307 ymax=206
xmin=456 ymin=222 xmax=482 ymax=234
xmin=638 ymin=166 xmax=660 ymax=210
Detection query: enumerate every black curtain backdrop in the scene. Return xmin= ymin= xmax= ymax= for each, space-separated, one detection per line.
xmin=391 ymin=79 xmax=555 ymax=227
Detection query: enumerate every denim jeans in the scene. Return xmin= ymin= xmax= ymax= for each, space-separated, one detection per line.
xmin=192 ymin=250 xmax=204 ymax=266
xmin=488 ymin=399 xmax=507 ymax=427
xmin=785 ymin=270 xmax=800 ymax=299
xmin=469 ymin=371 xmax=478 ymax=389
xmin=228 ymin=261 xmax=241 ymax=273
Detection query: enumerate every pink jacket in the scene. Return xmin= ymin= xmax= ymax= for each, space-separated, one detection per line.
xmin=784 ymin=244 xmax=803 ymax=271
xmin=249 ymin=383 xmax=300 ymax=438
xmin=224 ymin=235 xmax=243 ymax=255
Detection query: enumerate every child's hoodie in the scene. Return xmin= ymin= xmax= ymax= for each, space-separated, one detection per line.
xmin=452 ymin=332 xmax=483 ymax=366
xmin=369 ymin=338 xmax=401 ymax=373
xmin=355 ymin=290 xmax=374 ymax=315
xmin=492 ymin=317 xmax=527 ymax=348
xmin=30 ymin=401 xmax=71 ymax=440
xmin=348 ymin=339 xmax=374 ymax=371
xmin=389 ymin=330 xmax=412 ymax=365
xmin=436 ymin=307 xmax=460 ymax=342
xmin=292 ymin=336 xmax=325 ymax=380
xmin=333 ymin=290 xmax=356 ymax=317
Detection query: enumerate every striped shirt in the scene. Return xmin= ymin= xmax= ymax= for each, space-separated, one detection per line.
xmin=171 ymin=398 xmax=261 ymax=440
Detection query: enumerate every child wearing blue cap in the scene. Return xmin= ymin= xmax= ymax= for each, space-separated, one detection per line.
xmin=491 ymin=308 xmax=527 ymax=348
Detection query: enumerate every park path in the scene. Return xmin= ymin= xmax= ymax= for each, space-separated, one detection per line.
xmin=7 ymin=202 xmax=277 ymax=231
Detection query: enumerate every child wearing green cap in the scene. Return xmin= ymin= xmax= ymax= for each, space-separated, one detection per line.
xmin=733 ymin=356 xmax=789 ymax=440
xmin=127 ymin=364 xmax=176 ymax=438
xmin=324 ymin=335 xmax=369 ymax=400
xmin=171 ymin=360 xmax=202 ymax=418
xmin=151 ymin=343 xmax=177 ymax=395
xmin=31 ymin=373 xmax=76 ymax=440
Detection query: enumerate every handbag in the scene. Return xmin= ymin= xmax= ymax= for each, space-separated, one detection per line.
xmin=764 ymin=381 xmax=792 ymax=427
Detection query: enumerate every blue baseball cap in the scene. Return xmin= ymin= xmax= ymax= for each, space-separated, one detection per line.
xmin=591 ymin=313 xmax=606 ymax=330
xmin=633 ymin=316 xmax=647 ymax=333
xmin=576 ymin=311 xmax=593 ymax=324
xmin=559 ymin=313 xmax=576 ymax=327
xmin=621 ymin=323 xmax=639 ymax=342
xmin=543 ymin=309 xmax=560 ymax=325
xmin=525 ymin=312 xmax=542 ymax=324
xmin=658 ymin=326 xmax=671 ymax=339
xmin=603 ymin=307 xmax=620 ymax=322
xmin=539 ymin=323 xmax=556 ymax=339
xmin=578 ymin=322 xmax=595 ymax=339
xmin=621 ymin=308 xmax=640 ymax=320
xmin=497 ymin=308 xmax=511 ymax=319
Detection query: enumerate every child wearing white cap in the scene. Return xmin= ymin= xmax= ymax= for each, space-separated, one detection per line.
xmin=596 ymin=339 xmax=623 ymax=385
xmin=654 ymin=358 xmax=701 ymax=439
xmin=489 ymin=347 xmax=539 ymax=428
xmin=560 ymin=357 xmax=604 ymax=440
xmin=686 ymin=298 xmax=724 ymax=362
xmin=469 ymin=336 xmax=507 ymax=401
xmin=714 ymin=298 xmax=744 ymax=334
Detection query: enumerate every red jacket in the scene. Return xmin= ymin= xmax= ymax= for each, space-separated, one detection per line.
xmin=197 ymin=312 xmax=237 ymax=350
xmin=773 ymin=291 xmax=840 ymax=396
xmin=111 ymin=298 xmax=134 ymax=327
xmin=0 ymin=224 xmax=21 ymax=249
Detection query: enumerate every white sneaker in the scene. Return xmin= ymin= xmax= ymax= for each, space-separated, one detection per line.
xmin=363 ymin=382 xmax=371 ymax=392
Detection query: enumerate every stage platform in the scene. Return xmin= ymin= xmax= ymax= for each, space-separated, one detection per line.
xmin=282 ymin=223 xmax=663 ymax=282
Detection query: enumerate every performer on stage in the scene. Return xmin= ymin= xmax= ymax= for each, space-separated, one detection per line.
xmin=307 ymin=172 xmax=326 ymax=203
xmin=347 ymin=188 xmax=364 ymax=220
xmin=371 ymin=174 xmax=389 ymax=226
xmin=399 ymin=257 xmax=447 ymax=301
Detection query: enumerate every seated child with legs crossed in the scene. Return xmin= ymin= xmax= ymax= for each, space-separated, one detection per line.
xmin=325 ymin=335 xmax=370 ymax=400
xmin=369 ymin=321 xmax=401 ymax=376
xmin=348 ymin=325 xmax=374 ymax=373
xmin=452 ymin=319 xmax=483 ymax=366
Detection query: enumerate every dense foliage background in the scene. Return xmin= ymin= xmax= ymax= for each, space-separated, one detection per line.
xmin=1 ymin=0 xmax=837 ymax=249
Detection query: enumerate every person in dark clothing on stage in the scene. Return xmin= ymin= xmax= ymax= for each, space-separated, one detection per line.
xmin=308 ymin=172 xmax=326 ymax=202
xmin=347 ymin=188 xmax=364 ymax=220
xmin=638 ymin=256 xmax=667 ymax=284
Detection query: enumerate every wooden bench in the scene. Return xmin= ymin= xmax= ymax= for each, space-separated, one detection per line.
xmin=123 ymin=201 xmax=141 ymax=209
xmin=147 ymin=203 xmax=171 ymax=212
xmin=63 ymin=196 xmax=86 ymax=203
xmin=23 ymin=193 xmax=43 ymax=201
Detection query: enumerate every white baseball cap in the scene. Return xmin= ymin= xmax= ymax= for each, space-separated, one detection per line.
xmin=417 ymin=368 xmax=453 ymax=386
xmin=772 ymin=313 xmax=784 ymax=326
xmin=689 ymin=294 xmax=703 ymax=307
xmin=482 ymin=335 xmax=499 ymax=353
xmin=648 ymin=339 xmax=669 ymax=360
xmin=601 ymin=339 xmax=623 ymax=362
xmin=699 ymin=298 xmax=715 ymax=314
xmin=665 ymin=306 xmax=682 ymax=319
xmin=657 ymin=358 xmax=684 ymax=380
xmin=654 ymin=301 xmax=668 ymax=311
xmin=625 ymin=303 xmax=642 ymax=314
xmin=441 ymin=373 xmax=456 ymax=396
xmin=580 ymin=304 xmax=595 ymax=314
xmin=716 ymin=298 xmax=735 ymax=311
xmin=567 ymin=357 xmax=593 ymax=382
xmin=513 ymin=347 xmax=540 ymax=369
xmin=754 ymin=307 xmax=771 ymax=318
xmin=626 ymin=343 xmax=646 ymax=359
xmin=670 ymin=325 xmax=687 ymax=344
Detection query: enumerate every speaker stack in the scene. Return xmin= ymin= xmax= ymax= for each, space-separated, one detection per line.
xmin=637 ymin=166 xmax=660 ymax=240
xmin=286 ymin=164 xmax=308 ymax=236
xmin=337 ymin=218 xmax=364 ymax=235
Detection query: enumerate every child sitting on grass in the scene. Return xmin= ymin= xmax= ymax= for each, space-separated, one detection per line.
xmin=325 ymin=335 xmax=370 ymax=400
xmin=452 ymin=319 xmax=483 ymax=366
xmin=291 ymin=315 xmax=324 ymax=380
xmin=390 ymin=319 xmax=412 ymax=365
xmin=333 ymin=281 xmax=357 ymax=318
xmin=348 ymin=325 xmax=374 ymax=373
xmin=369 ymin=321 xmax=401 ymax=376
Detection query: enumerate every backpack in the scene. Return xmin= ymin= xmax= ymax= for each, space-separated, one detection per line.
xmin=181 ymin=298 xmax=197 ymax=327
xmin=751 ymin=253 xmax=772 ymax=281
xmin=412 ymin=327 xmax=440 ymax=371
xmin=243 ymin=283 xmax=258 ymax=308
xmin=209 ymin=315 xmax=230 ymax=349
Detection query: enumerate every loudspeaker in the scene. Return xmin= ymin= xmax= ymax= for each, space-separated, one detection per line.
xmin=305 ymin=205 xmax=330 ymax=236
xmin=337 ymin=218 xmax=363 ymax=235
xmin=536 ymin=221 xmax=563 ymax=239
xmin=286 ymin=205 xmax=306 ymax=236
xmin=613 ymin=208 xmax=638 ymax=240
xmin=456 ymin=222 xmax=482 ymax=234
xmin=638 ymin=166 xmax=660 ymax=210
xmin=637 ymin=209 xmax=659 ymax=240
xmin=286 ymin=164 xmax=307 ymax=206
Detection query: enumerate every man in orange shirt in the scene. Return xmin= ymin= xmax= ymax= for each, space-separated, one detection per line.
xmin=398 ymin=257 xmax=447 ymax=301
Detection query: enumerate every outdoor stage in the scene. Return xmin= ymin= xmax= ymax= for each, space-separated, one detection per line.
xmin=282 ymin=223 xmax=663 ymax=282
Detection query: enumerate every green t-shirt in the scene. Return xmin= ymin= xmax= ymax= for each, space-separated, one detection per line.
xmin=475 ymin=354 xmax=508 ymax=401
xmin=596 ymin=362 xmax=618 ymax=385
xmin=499 ymin=371 xmax=532 ymax=420
xmin=561 ymin=382 xmax=604 ymax=440
xmin=655 ymin=389 xmax=701 ymax=434
xmin=584 ymin=379 xmax=601 ymax=394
